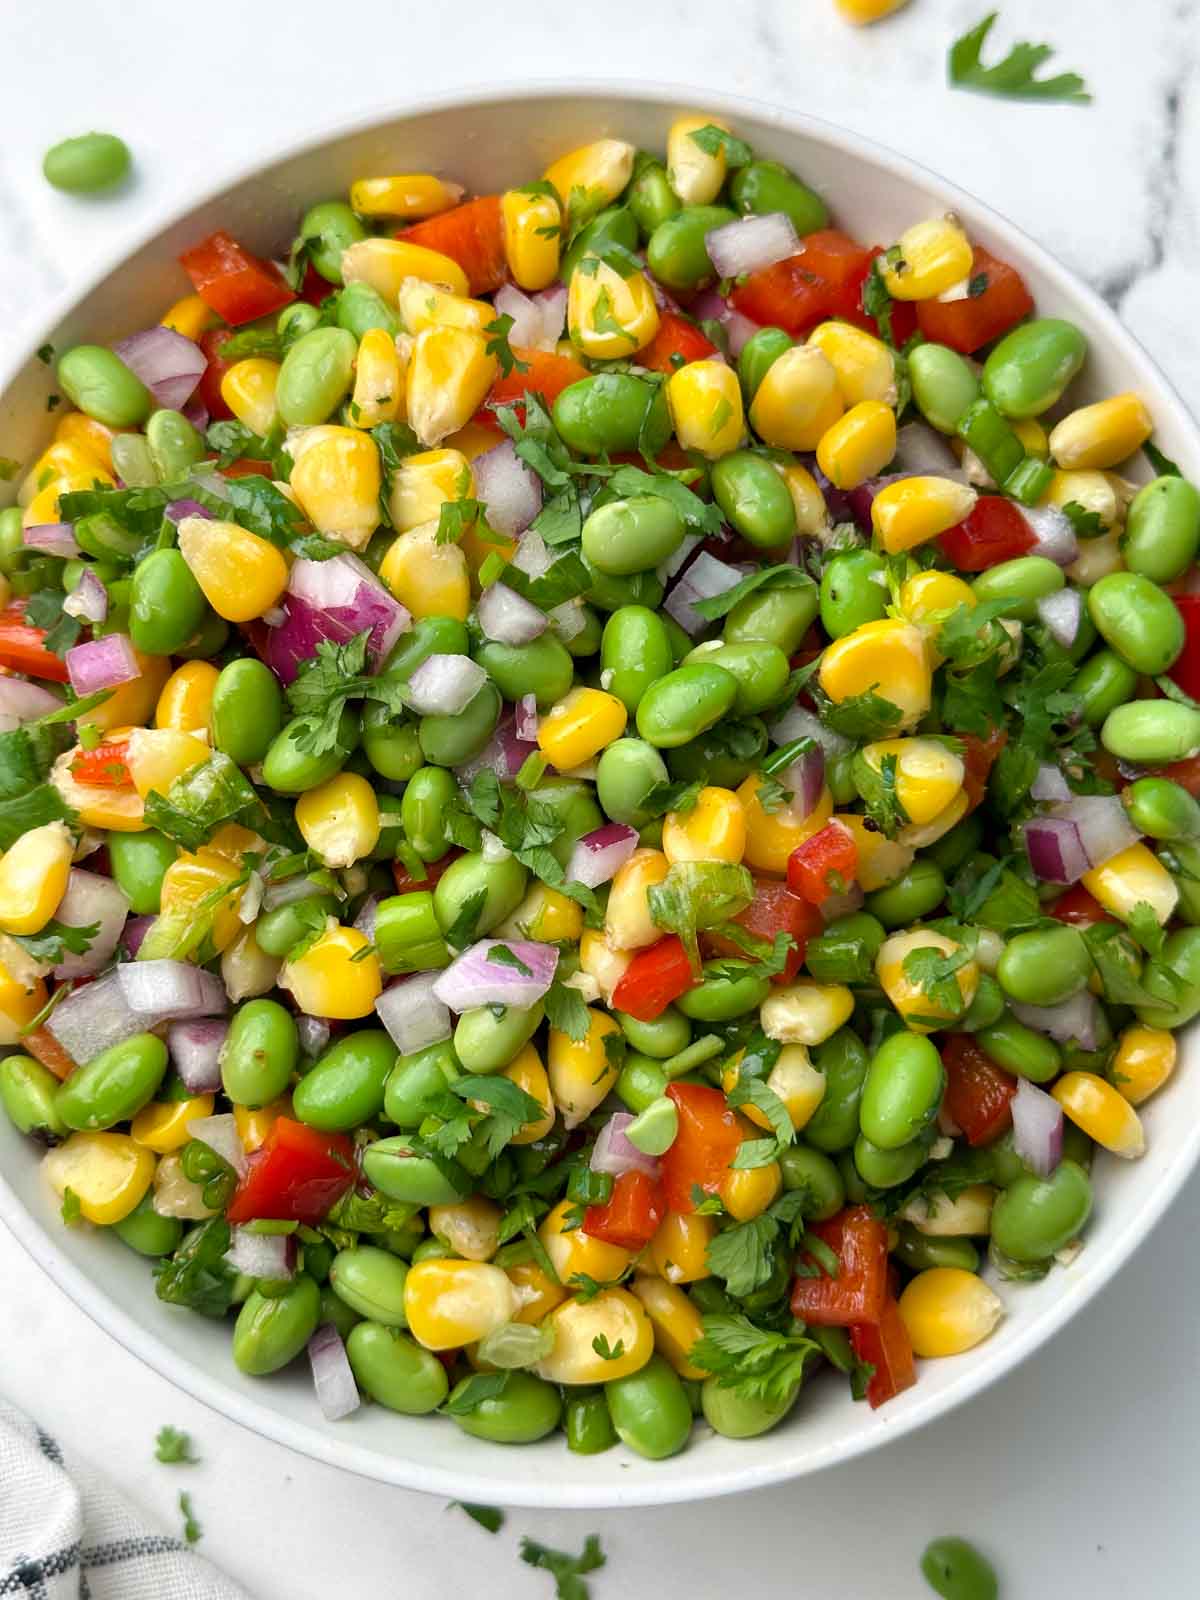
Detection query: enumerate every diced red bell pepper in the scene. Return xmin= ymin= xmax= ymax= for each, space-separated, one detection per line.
xmin=399 ymin=195 xmax=507 ymax=296
xmin=1049 ymin=885 xmax=1110 ymax=926
xmin=637 ymin=310 xmax=718 ymax=375
xmin=225 ymin=1117 xmax=356 ymax=1225
xmin=610 ymin=935 xmax=696 ymax=1022
xmin=583 ymin=1170 xmax=665 ymax=1250
xmin=915 ymin=245 xmax=1034 ymax=355
xmin=195 ymin=326 xmax=235 ymax=422
xmin=939 ymin=495 xmax=1036 ymax=572
xmin=796 ymin=230 xmax=875 ymax=294
xmin=179 ymin=230 xmax=295 ymax=328
xmin=69 ymin=738 xmax=133 ymax=789
xmin=849 ymin=1295 xmax=917 ymax=1409
xmin=297 ymin=260 xmax=334 ymax=307
xmin=830 ymin=246 xmax=917 ymax=345
xmin=940 ymin=1034 xmax=1016 ymax=1147
xmin=218 ymin=458 xmax=274 ymax=479
xmin=730 ymin=256 xmax=831 ymax=337
xmin=391 ymin=848 xmax=465 ymax=896
xmin=0 ymin=602 xmax=70 ymax=682
xmin=703 ymin=880 xmax=821 ymax=983
xmin=959 ymin=728 xmax=1008 ymax=812
xmin=660 ymin=1082 xmax=741 ymax=1212
xmin=473 ymin=348 xmax=592 ymax=432
xmin=787 ymin=821 xmax=859 ymax=906
xmin=23 ymin=1025 xmax=78 ymax=1081
xmin=1167 ymin=596 xmax=1200 ymax=702
xmin=790 ymin=1205 xmax=889 ymax=1327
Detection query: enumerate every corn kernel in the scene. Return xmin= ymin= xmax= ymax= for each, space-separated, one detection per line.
xmin=155 ymin=661 xmax=218 ymax=736
xmin=605 ymin=848 xmax=670 ymax=951
xmin=737 ymin=775 xmax=833 ymax=874
xmin=502 ymin=187 xmax=562 ymax=291
xmin=0 ymin=822 xmax=74 ymax=936
xmin=1012 ymin=417 xmax=1049 ymax=459
xmin=19 ymin=439 xmax=106 ymax=507
xmin=767 ymin=1043 xmax=827 ymax=1130
xmin=1053 ymin=1070 xmax=1145 ymax=1158
xmin=288 ymin=425 xmax=383 ymax=550
xmin=898 ymin=793 xmax=971 ymax=853
xmin=347 ymin=327 xmax=402 ymax=429
xmin=509 ymin=1259 xmax=567 ymax=1325
xmin=630 ymin=1276 xmax=707 ymax=1378
xmin=404 ymin=1258 xmax=518 ymax=1350
xmin=176 ymin=515 xmax=288 ymax=623
xmin=761 ymin=980 xmax=854 ymax=1046
xmin=818 ymin=618 xmax=932 ymax=729
xmin=501 ymin=1044 xmax=556 ymax=1144
xmin=899 ymin=1267 xmax=1004 ymax=1357
xmin=538 ymin=686 xmax=627 ymax=771
xmin=496 ymin=883 xmax=584 ymax=944
xmin=123 ymin=728 xmax=210 ymax=801
xmin=23 ymin=466 xmax=115 ymax=527
xmin=816 ymin=400 xmax=898 ymax=489
xmin=535 ymin=1288 xmax=654 ymax=1384
xmin=1042 ymin=468 xmax=1120 ymax=531
xmin=877 ymin=929 xmax=979 ymax=1031
xmin=0 ymin=958 xmax=47 ymax=1047
xmin=48 ymin=749 xmax=143 ymax=834
xmin=647 ymin=1209 xmax=713 ymax=1283
xmin=883 ymin=217 xmax=973 ymax=301
xmin=72 ymin=651 xmax=171 ymax=739
xmin=547 ymin=1007 xmax=623 ymax=1129
xmin=428 ymin=1195 xmax=503 ymax=1262
xmin=222 ymin=926 xmax=282 ymax=1002
xmin=568 ymin=256 xmax=659 ymax=360
xmin=900 ymin=1184 xmax=994 ymax=1236
xmin=234 ymin=1096 xmax=291 ymax=1153
xmin=131 ymin=1094 xmax=216 ymax=1154
xmin=539 ymin=1197 xmax=632 ymax=1284
xmin=295 ymin=773 xmax=381 ymax=868
xmin=872 ymin=475 xmax=978 ymax=553
xmin=1082 ymin=843 xmax=1178 ymax=927
xmin=860 ymin=737 xmax=965 ymax=827
xmin=220 ymin=358 xmax=279 ymax=436
xmin=835 ymin=812 xmax=915 ymax=890
xmin=387 ymin=448 xmax=473 ymax=532
xmin=666 ymin=359 xmax=744 ymax=458
xmin=152 ymin=1151 xmax=214 ymax=1219
xmin=280 ymin=923 xmax=382 ymax=1020
xmin=396 ymin=280 xmax=494 ymax=338
xmin=543 ymin=140 xmax=636 ymax=225
xmin=1066 ymin=527 xmax=1124 ymax=586
xmin=775 ymin=461 xmax=832 ymax=537
xmin=156 ymin=845 xmax=246 ymax=953
xmin=341 ymin=236 xmax=469 ymax=299
xmin=897 ymin=569 xmax=976 ymax=644
xmin=579 ymin=927 xmax=632 ymax=1002
xmin=349 ymin=174 xmax=464 ymax=219
xmin=43 ymin=1131 xmax=155 ymax=1225
xmin=666 ymin=114 xmax=729 ymax=205
xmin=405 ymin=325 xmax=497 ymax=449
xmin=808 ymin=321 xmax=898 ymax=405
xmin=662 ymin=786 xmax=746 ymax=865
xmin=1110 ymin=1024 xmax=1176 ymax=1107
xmin=835 ymin=0 xmax=912 ymax=22
xmin=1049 ymin=393 xmax=1154 ymax=471
xmin=379 ymin=522 xmax=471 ymax=621
xmin=750 ymin=345 xmax=844 ymax=452
xmin=719 ymin=1148 xmax=782 ymax=1220
xmin=161 ymin=293 xmax=218 ymax=340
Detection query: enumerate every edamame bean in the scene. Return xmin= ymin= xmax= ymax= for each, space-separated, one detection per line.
xmin=996 ymin=924 xmax=1090 ymax=1006
xmin=360 ymin=704 xmax=422 ymax=781
xmin=585 ymin=564 xmax=665 ymax=614
xmin=820 ymin=548 xmax=888 ymax=639
xmin=976 ymin=1015 xmax=1061 ymax=1082
xmin=347 ymin=1321 xmax=447 ymax=1412
xmin=583 ymin=495 xmax=686 ymax=577
xmin=419 ymin=680 xmax=502 ymax=767
xmin=261 ymin=709 xmax=359 ymax=793
xmin=616 ymin=1006 xmax=691 ymax=1059
xmin=778 ymin=1144 xmax=845 ymax=1220
xmin=175 ymin=612 xmax=229 ymax=660
xmin=474 ymin=633 xmax=574 ymax=711
xmin=362 ymin=1135 xmax=470 ymax=1204
xmin=636 ymin=664 xmax=739 ymax=748
xmin=677 ymin=961 xmax=771 ymax=1021
xmin=982 ymin=318 xmax=1088 ymax=418
xmin=279 ymin=302 xmax=321 ymax=341
xmin=859 ymin=1032 xmax=945 ymax=1150
xmin=926 ymin=814 xmax=984 ymax=877
xmin=599 ymin=611 xmax=675 ymax=719
xmin=129 ymin=549 xmax=207 ymax=655
xmin=1073 ymin=649 xmax=1138 ymax=727
xmin=804 ymin=1029 xmax=870 ymax=1153
xmin=646 ymin=205 xmax=737 ymax=291
xmin=221 ymin=999 xmax=299 ymax=1108
xmin=665 ymin=717 xmax=768 ymax=788
xmin=112 ymin=1190 xmax=183 ymax=1257
xmin=329 ymin=1245 xmax=409 ymax=1325
xmin=989 ymin=1160 xmax=1092 ymax=1262
xmin=276 ymin=327 xmax=357 ymax=425
xmin=854 ymin=1132 xmax=928 ymax=1188
xmin=533 ymin=778 xmax=604 ymax=868
xmin=146 ymin=409 xmax=205 ymax=479
xmin=565 ymin=1389 xmax=619 ymax=1453
xmin=711 ymin=451 xmax=798 ymax=550
xmin=111 ymin=432 xmax=158 ymax=486
xmin=1134 ymin=926 xmax=1200 ymax=1027
xmin=894 ymin=1227 xmax=980 ymax=1275
xmin=920 ymin=1537 xmax=999 ymax=1600
xmin=595 ymin=737 xmax=670 ymax=828
xmin=211 ymin=658 xmax=284 ymax=766
xmin=318 ymin=1286 xmax=363 ymax=1341
xmin=553 ymin=373 xmax=670 ymax=457
xmin=864 ymin=860 xmax=946 ymax=928
xmin=57 ymin=345 xmax=153 ymax=427
xmin=56 ymin=1033 xmax=167 ymax=1131
xmin=433 ymin=852 xmax=527 ymax=938
xmin=232 ymin=1275 xmax=321 ymax=1375
xmin=959 ymin=972 xmax=1005 ymax=1033
xmin=971 ymin=556 xmax=1064 ymax=622
xmin=1124 ymin=776 xmax=1200 ymax=840
xmin=730 ymin=159 xmax=827 ymax=236
xmin=701 ymin=1375 xmax=800 ymax=1439
xmin=292 ymin=1030 xmax=397 ymax=1130
xmin=686 ymin=641 xmax=790 ymax=717
xmin=383 ymin=1040 xmax=460 ymax=1126
xmin=254 ymin=895 xmax=336 ymax=958
xmin=722 ymin=581 xmax=819 ymax=653
xmin=1088 ymin=571 xmax=1185 ymax=675
xmin=1162 ymin=839 xmax=1200 ymax=924
xmin=400 ymin=766 xmax=459 ymax=861
xmin=908 ymin=342 xmax=981 ymax=434
xmin=738 ymin=327 xmax=792 ymax=405
xmin=107 ymin=830 xmax=176 ymax=915
xmin=616 ymin=1053 xmax=670 ymax=1113
xmin=43 ymin=132 xmax=131 ymax=193
xmin=604 ymin=1355 xmax=692 ymax=1459
xmin=454 ymin=1001 xmax=545 ymax=1075
xmin=1101 ymin=699 xmax=1200 ymax=765
xmin=450 ymin=1371 xmax=563 ymax=1444
xmin=1123 ymin=475 xmax=1200 ymax=582
xmin=336 ymin=280 xmax=400 ymax=341
xmin=560 ymin=205 xmax=640 ymax=283
xmin=298 ymin=200 xmax=367 ymax=284
xmin=0 ymin=1055 xmax=68 ymax=1142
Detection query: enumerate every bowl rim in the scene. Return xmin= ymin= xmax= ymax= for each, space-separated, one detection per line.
xmin=3 ymin=76 xmax=1199 ymax=1510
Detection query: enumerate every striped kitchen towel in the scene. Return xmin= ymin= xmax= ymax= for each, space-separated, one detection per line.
xmin=0 ymin=1402 xmax=250 ymax=1599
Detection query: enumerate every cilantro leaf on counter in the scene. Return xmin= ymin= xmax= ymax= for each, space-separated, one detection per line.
xmin=949 ymin=12 xmax=1092 ymax=103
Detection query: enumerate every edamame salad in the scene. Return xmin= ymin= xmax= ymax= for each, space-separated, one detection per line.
xmin=1 ymin=114 xmax=1198 ymax=1459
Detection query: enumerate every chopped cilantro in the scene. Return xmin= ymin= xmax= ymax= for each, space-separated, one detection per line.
xmin=453 ymin=1502 xmax=505 ymax=1533
xmin=948 ymin=11 xmax=1092 ymax=103
xmin=688 ymin=125 xmax=754 ymax=166
xmin=179 ymin=1490 xmax=202 ymax=1544
xmin=484 ymin=314 xmax=530 ymax=380
xmin=154 ymin=1426 xmax=199 ymax=1465
xmin=690 ymin=1313 xmax=817 ymax=1406
xmin=691 ymin=563 xmax=814 ymax=623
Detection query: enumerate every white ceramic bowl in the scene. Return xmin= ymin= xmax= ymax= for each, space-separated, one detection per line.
xmin=2 ymin=83 xmax=1198 ymax=1511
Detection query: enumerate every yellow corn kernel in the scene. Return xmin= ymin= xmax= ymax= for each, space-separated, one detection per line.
xmin=762 ymin=1043 xmax=827 ymax=1130
xmin=535 ymin=1288 xmax=654 ymax=1385
xmin=428 ymin=1195 xmax=503 ymax=1262
xmin=605 ymin=848 xmax=670 ymax=951
xmin=157 ymin=846 xmax=244 ymax=952
xmin=666 ymin=114 xmax=729 ymax=205
xmin=835 ymin=811 xmax=916 ymax=891
xmin=206 ymin=821 xmax=265 ymax=866
xmin=1041 ymin=468 xmax=1120 ymax=532
xmin=883 ymin=217 xmax=974 ymax=301
xmin=23 ymin=465 xmax=116 ymax=528
xmin=860 ymin=737 xmax=965 ymax=827
xmin=288 ymin=425 xmax=383 ymax=550
xmin=1053 ymin=1070 xmax=1146 ymax=1159
xmin=775 ymin=461 xmax=832 ymax=537
xmin=18 ymin=438 xmax=106 ymax=507
xmin=234 ymin=1096 xmax=291 ymax=1153
xmin=43 ymin=1132 xmax=156 ymax=1226
xmin=220 ymin=358 xmax=279 ymax=436
xmin=1082 ymin=842 xmax=1178 ymax=927
xmin=53 ymin=414 xmax=119 ymax=475
xmin=160 ymin=292 xmax=219 ymax=339
xmin=897 ymin=569 xmax=976 ymax=633
xmin=666 ymin=358 xmax=744 ymax=458
xmin=737 ymin=775 xmax=833 ymax=875
xmin=295 ymin=773 xmax=381 ymax=869
xmin=761 ymin=980 xmax=854 ymax=1047
xmin=347 ymin=327 xmax=402 ymax=429
xmin=877 ymin=929 xmax=979 ymax=1032
xmin=222 ymin=926 xmax=282 ymax=1002
xmin=387 ymin=448 xmax=473 ymax=532
xmin=500 ymin=1262 xmax=564 ymax=1332
xmin=1049 ymin=393 xmax=1153 ymax=472
xmin=898 ymin=792 xmax=972 ymax=854
xmin=630 ymin=1277 xmax=707 ymax=1378
xmin=1110 ymin=1024 xmax=1176 ymax=1107
xmin=568 ymin=256 xmax=659 ymax=360
xmin=130 ymin=1094 xmax=216 ymax=1154
xmin=155 ymin=661 xmax=218 ymax=736
xmin=835 ymin=0 xmax=912 ymax=22
xmin=662 ymin=786 xmax=746 ymax=865
xmin=444 ymin=422 xmax=498 ymax=463
xmin=501 ymin=187 xmax=562 ymax=291
xmin=872 ymin=475 xmax=978 ymax=553
xmin=538 ymin=1197 xmax=633 ymax=1285
xmin=538 ymin=686 xmax=627 ymax=771
xmin=404 ymin=1257 xmax=518 ymax=1350
xmin=544 ymin=140 xmax=636 ymax=224
xmin=77 ymin=651 xmax=172 ymax=739
xmin=579 ymin=927 xmax=632 ymax=1003
xmin=750 ymin=345 xmax=844 ymax=452
xmin=808 ymin=321 xmax=898 ymax=405
xmin=816 ymin=400 xmax=898 ymax=490
xmin=175 ymin=515 xmax=287 ymax=623
xmin=900 ymin=1184 xmax=994 ymax=1236
xmin=405 ymin=325 xmax=497 ymax=449
xmin=280 ymin=924 xmax=382 ymax=1020
xmin=719 ymin=1146 xmax=782 ymax=1221
xmin=496 ymin=883 xmax=584 ymax=945
xmin=819 ymin=618 xmax=932 ymax=729
xmin=899 ymin=1267 xmax=1003 ymax=1358
xmin=151 ymin=1151 xmax=215 ymax=1219
xmin=396 ymin=280 xmax=494 ymax=338
xmin=1011 ymin=417 xmax=1049 ymax=459
xmin=379 ymin=522 xmax=471 ymax=620
xmin=501 ymin=1044 xmax=556 ymax=1144
xmin=0 ymin=958 xmax=48 ymax=1047
xmin=547 ymin=1007 xmax=623 ymax=1129
xmin=341 ymin=236 xmax=469 ymax=299
xmin=123 ymin=728 xmax=208 ymax=802
xmin=647 ymin=1209 xmax=714 ymax=1284
xmin=1065 ymin=526 xmax=1124 ymax=586
xmin=0 ymin=822 xmax=74 ymax=937
xmin=349 ymin=174 xmax=464 ymax=218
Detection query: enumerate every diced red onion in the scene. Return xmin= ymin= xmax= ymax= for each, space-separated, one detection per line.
xmin=890 ymin=422 xmax=963 ymax=477
xmin=511 ymin=529 xmax=554 ymax=581
xmin=477 ymin=582 xmax=547 ymax=646
xmin=261 ymin=874 xmax=329 ymax=913
xmin=165 ymin=498 xmax=215 ymax=524
xmin=24 ymin=523 xmax=79 ymax=558
xmin=1031 ymin=763 xmax=1072 ymax=803
xmin=778 ymin=742 xmax=825 ymax=821
xmin=567 ymin=823 xmax=639 ymax=888
xmin=297 ymin=1015 xmax=332 ymax=1059
xmin=285 ymin=554 xmax=410 ymax=675
xmin=705 ymin=212 xmax=800 ymax=280
xmin=1024 ymin=795 xmax=1137 ymax=882
xmin=664 ymin=551 xmax=744 ymax=636
xmin=769 ymin=703 xmax=853 ymax=760
xmin=515 ymin=693 xmax=539 ymax=742
xmin=405 ymin=653 xmax=487 ymax=716
xmin=532 ymin=283 xmax=568 ymax=347
xmin=688 ymin=289 xmax=762 ymax=360
xmin=548 ymin=600 xmax=586 ymax=643
xmin=821 ymin=884 xmax=865 ymax=922
xmin=493 ymin=283 xmax=550 ymax=352
xmin=65 ymin=633 xmax=139 ymax=696
xmin=805 ymin=460 xmax=853 ymax=527
xmin=375 ymin=972 xmax=451 ymax=1052
xmin=1019 ymin=504 xmax=1078 ymax=568
xmin=117 ymin=958 xmax=228 ymax=1020
xmin=1023 ymin=817 xmax=1089 ymax=884
xmin=1010 ymin=1078 xmax=1064 ymax=1178
xmin=475 ymin=439 xmax=544 ymax=538
xmin=168 ymin=1017 xmax=228 ymax=1094
xmin=1037 ymin=588 xmax=1082 ymax=647
xmin=123 ymin=916 xmax=154 ymax=957
xmin=45 ymin=971 xmax=144 ymax=1065
xmin=50 ymin=869 xmax=130 ymax=980
xmin=186 ymin=1112 xmax=247 ymax=1177
xmin=308 ymin=1323 xmax=361 ymax=1422
xmin=181 ymin=395 xmax=209 ymax=434
xmin=432 ymin=939 xmax=559 ymax=1011
xmin=353 ymin=896 xmax=378 ymax=942
xmin=1011 ymin=990 xmax=1102 ymax=1051
xmin=62 ymin=567 xmax=108 ymax=624
xmin=1055 ymin=795 xmax=1139 ymax=868
xmin=112 ymin=325 xmax=206 ymax=411
xmin=453 ymin=713 xmax=536 ymax=785
xmin=225 ymin=1226 xmax=296 ymax=1279
xmin=590 ymin=1112 xmax=661 ymax=1180
xmin=0 ymin=677 xmax=63 ymax=726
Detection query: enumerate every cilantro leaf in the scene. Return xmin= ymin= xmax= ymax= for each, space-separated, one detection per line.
xmin=936 ymin=598 xmax=1020 ymax=669
xmin=690 ymin=1312 xmax=817 ymax=1406
xmin=179 ymin=1490 xmax=201 ymax=1545
xmin=142 ymin=752 xmax=263 ymax=851
xmin=855 ymin=751 xmax=910 ymax=839
xmin=454 ymin=1503 xmax=505 ymax=1534
xmin=648 ymin=860 xmax=754 ymax=976
xmin=1144 ymin=439 xmax=1182 ymax=479
xmin=437 ymin=495 xmax=501 ymax=547
xmin=154 ymin=1218 xmax=236 ymax=1318
xmin=601 ymin=464 xmax=722 ymax=535
xmin=948 ymin=11 xmax=1092 ymax=103
xmin=443 ymin=1371 xmax=512 ymax=1415
xmin=591 ymin=1333 xmax=625 ymax=1361
xmin=861 ymin=257 xmax=896 ymax=347
xmin=155 ymin=1426 xmax=199 ymax=1465
xmin=901 ymin=939 xmax=975 ymax=1017
xmin=637 ymin=778 xmax=704 ymax=820
xmin=1125 ymin=900 xmax=1167 ymax=960
xmin=0 ymin=783 xmax=78 ymax=852
xmin=285 ymin=632 xmax=409 ymax=758
xmin=483 ymin=314 xmax=530 ymax=380
xmin=1061 ymin=500 xmax=1105 ymax=538
xmin=727 ymin=1076 xmax=793 ymax=1168
xmin=688 ymin=125 xmax=754 ymax=166
xmin=706 ymin=1215 xmax=779 ymax=1298
xmin=519 ymin=1535 xmax=606 ymax=1600
xmin=544 ymin=977 xmax=590 ymax=1042
xmin=692 ymin=564 xmax=814 ymax=623
xmin=12 ymin=919 xmax=99 ymax=965
xmin=812 ymin=684 xmax=904 ymax=741
xmin=442 ymin=888 xmax=488 ymax=952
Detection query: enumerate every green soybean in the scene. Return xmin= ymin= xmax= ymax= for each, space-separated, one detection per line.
xmin=1124 ymin=776 xmax=1200 ymax=840
xmin=738 ymin=327 xmax=792 ymax=405
xmin=711 ymin=451 xmax=798 ymax=549
xmin=677 ymin=961 xmax=771 ymax=1021
xmin=605 ymin=1355 xmax=692 ymax=1459
xmin=778 ymin=1144 xmax=845 ymax=1220
xmin=335 ymin=281 xmax=400 ymax=341
xmin=254 ymin=895 xmax=336 ymax=958
xmin=433 ymin=852 xmax=527 ymax=938
xmin=560 ymin=205 xmax=640 ymax=283
xmin=419 ymin=680 xmax=501 ymax=767
xmin=820 ymin=548 xmax=889 ymax=638
xmin=107 ymin=830 xmax=177 ymax=915
xmin=297 ymin=200 xmax=367 ymax=284
xmin=583 ymin=494 xmax=686 ymax=576
xmin=894 ymin=1227 xmax=980 ymax=1274
xmin=616 ymin=1053 xmax=670 ymax=1113
xmin=111 ymin=433 xmax=157 ymax=487
xmin=0 ymin=1055 xmax=68 ymax=1142
xmin=553 ymin=373 xmax=669 ymax=457
xmin=57 ymin=345 xmax=153 ymax=427
xmin=959 ymin=973 xmax=1006 ymax=1033
xmin=450 ymin=1371 xmax=563 ymax=1444
xmin=211 ymin=659 xmax=284 ymax=766
xmin=731 ymin=159 xmax=827 ymax=236
xmin=854 ymin=1132 xmax=928 ymax=1188
xmin=701 ymin=1375 xmax=800 ymax=1439
xmin=261 ymin=708 xmax=359 ymax=794
xmin=1090 ymin=571 xmax=1187 ymax=675
xmin=989 ymin=1160 xmax=1092 ymax=1262
xmin=982 ymin=318 xmax=1088 ymax=418
xmin=232 ymin=1276 xmax=322 ymax=1376
xmin=920 ymin=1537 xmax=999 ymax=1600
xmin=908 ymin=342 xmax=981 ymax=434
xmin=804 ymin=1029 xmax=870 ymax=1153
xmin=617 ymin=1006 xmax=691 ymax=1059
xmin=1135 ymin=926 xmax=1200 ymax=1027
xmin=864 ymin=860 xmax=946 ymax=928
xmin=722 ymin=581 xmax=819 ymax=652
xmin=56 ymin=1034 xmax=167 ymax=1132
xmin=43 ymin=132 xmax=131 ymax=193
xmin=112 ymin=1190 xmax=183 ymax=1257
xmin=646 ymin=205 xmax=737 ymax=291
xmin=976 ymin=1015 xmax=1062 ymax=1082
xmin=474 ymin=633 xmax=574 ymax=709
xmin=400 ymin=766 xmax=458 ymax=861
xmin=971 ymin=556 xmax=1064 ymax=622
xmin=859 ymin=1032 xmax=945 ymax=1150
xmin=1102 ymin=699 xmax=1200 ymax=766
xmin=292 ymin=1030 xmax=397 ymax=1131
xmin=380 ymin=612 xmax=467 ymax=686
xmin=129 ymin=549 xmax=207 ymax=655
xmin=276 ymin=327 xmax=357 ymax=426
xmin=361 ymin=705 xmax=422 ymax=781
xmin=666 ymin=718 xmax=768 ymax=789
xmin=686 ymin=641 xmax=790 ymax=716
xmin=1123 ymin=475 xmax=1200 ymax=582
xmin=146 ymin=409 xmax=206 ymax=479
xmin=565 ymin=1389 xmax=619 ymax=1453
xmin=221 ymin=1000 xmax=299 ymax=1108
xmin=362 ymin=1135 xmax=470 ymax=1204
xmin=1163 ymin=839 xmax=1200 ymax=924
xmin=348 ymin=1322 xmax=447 ymax=1412
xmin=636 ymin=664 xmax=739 ymax=748
xmin=278 ymin=303 xmax=321 ymax=341
xmin=329 ymin=1245 xmax=409 ymax=1326
xmin=532 ymin=778 xmax=604 ymax=867
xmin=1073 ymin=649 xmax=1138 ymax=727
xmin=383 ymin=1040 xmax=460 ymax=1126
xmin=997 ymin=924 xmax=1090 ymax=1005
xmin=600 ymin=613 xmax=675 ymax=718
xmin=585 ymin=564 xmax=665 ymax=614
xmin=453 ymin=1002 xmax=544 ymax=1075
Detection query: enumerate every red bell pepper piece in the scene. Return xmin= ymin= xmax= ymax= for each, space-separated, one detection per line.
xmin=391 ymin=848 xmax=465 ymax=896
xmin=218 ymin=459 xmax=274 ymax=479
xmin=829 ymin=246 xmax=917 ymax=345
xmin=660 ymin=1082 xmax=741 ymax=1212
xmin=69 ymin=738 xmax=133 ymax=789
xmin=797 ymin=230 xmax=875 ymax=294
xmin=225 ymin=1117 xmax=356 ymax=1225
xmin=610 ymin=936 xmax=696 ymax=1022
xmin=703 ymin=880 xmax=821 ymax=983
xmin=583 ymin=1170 xmax=665 ymax=1250
xmin=637 ymin=311 xmax=718 ymax=375
xmin=915 ymin=245 xmax=1034 ymax=354
xmin=473 ymin=348 xmax=592 ymax=432
xmin=959 ymin=728 xmax=1008 ymax=812
xmin=849 ymin=1295 xmax=917 ymax=1409
xmin=179 ymin=230 xmax=295 ymax=328
xmin=195 ymin=326 xmax=235 ymax=421
xmin=23 ymin=1025 xmax=78 ymax=1081
xmin=787 ymin=821 xmax=859 ymax=906
xmin=297 ymin=260 xmax=333 ymax=307
xmin=939 ymin=495 xmax=1036 ymax=572
xmin=1049 ymin=884 xmax=1110 ymax=926
xmin=0 ymin=602 xmax=70 ymax=683
xmin=729 ymin=255 xmax=831 ymax=337
xmin=940 ymin=1034 xmax=1017 ymax=1147
xmin=790 ymin=1205 xmax=889 ymax=1327
xmin=399 ymin=195 xmax=507 ymax=296
xmin=1167 ymin=596 xmax=1200 ymax=702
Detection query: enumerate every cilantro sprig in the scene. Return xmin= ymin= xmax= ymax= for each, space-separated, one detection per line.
xmin=949 ymin=12 xmax=1092 ymax=103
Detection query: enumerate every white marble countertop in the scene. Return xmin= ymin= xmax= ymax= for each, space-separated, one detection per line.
xmin=1 ymin=1 xmax=1199 ymax=1595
